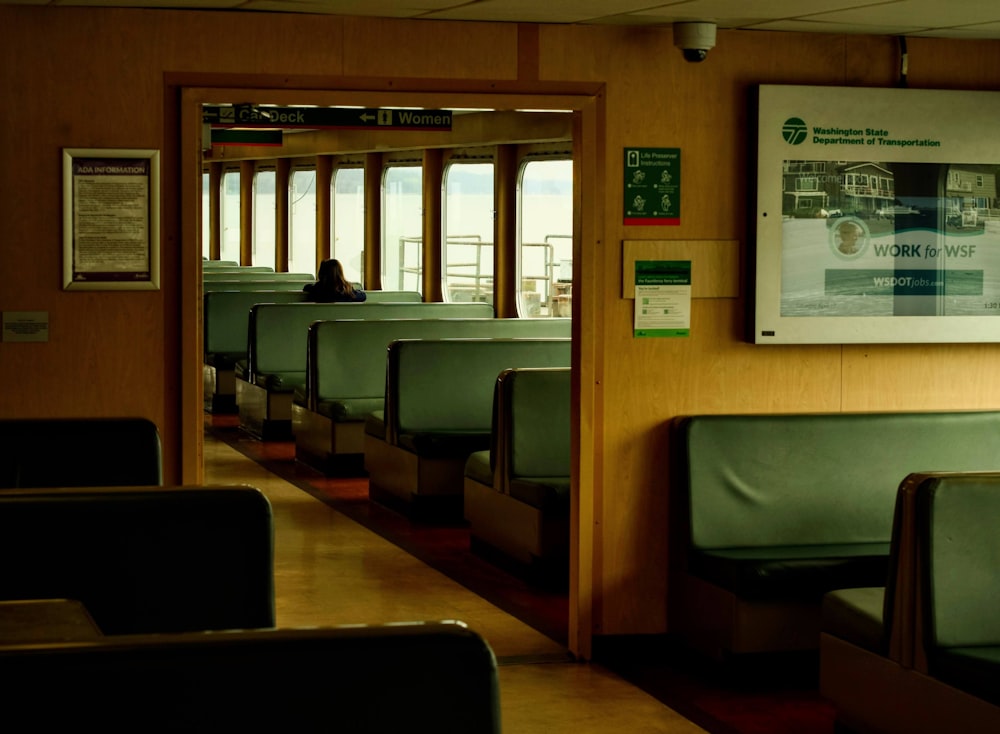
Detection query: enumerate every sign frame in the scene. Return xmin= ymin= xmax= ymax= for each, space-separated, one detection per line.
xmin=751 ymin=85 xmax=1000 ymax=344
xmin=62 ymin=147 xmax=160 ymax=291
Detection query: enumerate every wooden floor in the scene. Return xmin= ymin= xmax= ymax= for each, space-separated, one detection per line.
xmin=203 ymin=426 xmax=707 ymax=733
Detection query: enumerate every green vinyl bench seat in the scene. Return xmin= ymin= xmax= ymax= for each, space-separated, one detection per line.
xmin=293 ymin=316 xmax=570 ymax=474
xmin=671 ymin=410 xmax=1000 ymax=658
xmin=365 ymin=338 xmax=570 ymax=520
xmin=236 ymin=301 xmax=494 ymax=439
xmin=203 ymin=290 xmax=309 ymax=413
xmin=820 ymin=472 xmax=1000 ymax=733
xmin=918 ymin=473 xmax=1000 ymax=708
xmin=464 ymin=367 xmax=571 ymax=572
xmin=204 ymin=290 xmax=423 ymax=414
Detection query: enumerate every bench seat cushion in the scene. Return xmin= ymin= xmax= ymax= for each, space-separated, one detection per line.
xmin=364 ymin=411 xmax=386 ymax=440
xmin=931 ymin=646 xmax=1000 ymax=707
xmin=257 ymin=373 xmax=305 ymax=392
xmin=317 ymin=397 xmax=384 ymax=422
xmin=465 ymin=450 xmax=493 ymax=487
xmin=205 ymin=352 xmax=243 ymax=369
xmin=397 ymin=431 xmax=490 ymax=459
xmin=822 ymin=586 xmax=887 ymax=654
xmin=690 ymin=542 xmax=890 ymax=600
xmin=508 ymin=477 xmax=571 ymax=511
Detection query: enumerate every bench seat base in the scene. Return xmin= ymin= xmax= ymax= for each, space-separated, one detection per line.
xmin=690 ymin=544 xmax=890 ymax=601
xmin=291 ymin=405 xmax=366 ymax=476
xmin=236 ymin=379 xmax=292 ymax=440
xmin=821 ymin=633 xmax=1000 ymax=734
xmin=672 ymin=572 xmax=825 ymax=659
xmin=364 ymin=434 xmax=465 ymax=521
xmin=464 ymin=477 xmax=568 ymax=568
xmin=203 ymin=364 xmax=237 ymax=414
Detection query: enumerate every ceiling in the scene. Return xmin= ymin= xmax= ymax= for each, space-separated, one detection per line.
xmin=9 ymin=0 xmax=1000 ymax=39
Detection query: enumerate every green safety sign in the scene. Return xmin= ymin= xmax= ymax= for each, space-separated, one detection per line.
xmin=624 ymin=147 xmax=680 ymax=225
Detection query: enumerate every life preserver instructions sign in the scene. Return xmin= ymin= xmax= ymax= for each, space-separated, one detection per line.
xmin=624 ymin=148 xmax=680 ymax=226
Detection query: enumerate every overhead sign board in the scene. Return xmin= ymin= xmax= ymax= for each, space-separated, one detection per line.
xmin=203 ymin=105 xmax=453 ymax=132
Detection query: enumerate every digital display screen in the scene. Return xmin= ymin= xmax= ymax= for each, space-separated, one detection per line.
xmin=753 ymin=86 xmax=1000 ymax=344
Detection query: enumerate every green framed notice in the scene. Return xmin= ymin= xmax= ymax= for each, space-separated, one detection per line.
xmin=634 ymin=260 xmax=691 ymax=337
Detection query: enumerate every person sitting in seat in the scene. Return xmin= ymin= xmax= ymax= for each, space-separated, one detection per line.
xmin=303 ymin=258 xmax=367 ymax=302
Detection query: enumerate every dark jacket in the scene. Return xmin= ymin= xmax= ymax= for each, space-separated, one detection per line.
xmin=302 ymin=281 xmax=367 ymax=303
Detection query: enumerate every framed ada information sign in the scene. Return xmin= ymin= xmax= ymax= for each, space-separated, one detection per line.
xmin=751 ymin=85 xmax=1000 ymax=344
xmin=63 ymin=148 xmax=160 ymax=291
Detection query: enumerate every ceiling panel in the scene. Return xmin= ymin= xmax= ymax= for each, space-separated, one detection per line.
xmin=7 ymin=0 xmax=1000 ymax=39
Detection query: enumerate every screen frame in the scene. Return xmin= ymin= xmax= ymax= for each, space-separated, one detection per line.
xmin=750 ymin=84 xmax=1000 ymax=345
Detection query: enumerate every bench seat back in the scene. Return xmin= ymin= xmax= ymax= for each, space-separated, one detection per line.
xmin=203 ymin=270 xmax=312 ymax=280
xmin=0 ymin=485 xmax=274 ymax=634
xmin=0 ymin=418 xmax=162 ymax=488
xmin=247 ymin=302 xmax=494 ymax=386
xmin=307 ymin=317 xmax=571 ymax=416
xmin=205 ymin=291 xmax=426 ymax=367
xmin=0 ymin=621 xmax=500 ymax=733
xmin=496 ymin=367 xmax=572 ymax=509
xmin=203 ymin=279 xmax=314 ymax=293
xmin=677 ymin=411 xmax=1000 ymax=552
xmin=204 ymin=290 xmax=308 ymax=364
xmin=386 ymin=338 xmax=571 ymax=446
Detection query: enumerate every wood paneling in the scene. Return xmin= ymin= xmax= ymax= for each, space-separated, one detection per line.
xmin=621 ymin=240 xmax=740 ymax=299
xmin=5 ymin=6 xmax=1000 ymax=654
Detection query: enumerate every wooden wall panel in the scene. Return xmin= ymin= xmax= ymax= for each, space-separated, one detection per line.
xmin=842 ymin=344 xmax=1000 ymax=412
xmin=621 ymin=240 xmax=739 ymax=299
xmin=4 ymin=6 xmax=1000 ymax=649
xmin=341 ymin=16 xmax=519 ymax=80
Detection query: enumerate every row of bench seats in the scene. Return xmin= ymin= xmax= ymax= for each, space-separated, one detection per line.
xmin=203 ymin=289 xmax=422 ymax=414
xmin=364 ymin=338 xmax=571 ymax=520
xmin=820 ymin=471 xmax=1000 ymax=732
xmin=668 ymin=410 xmax=1000 ymax=659
xmin=236 ymin=301 xmax=495 ymax=439
xmin=464 ymin=367 xmax=572 ymax=575
xmin=293 ymin=316 xmax=571 ymax=474
xmin=0 ymin=482 xmax=500 ymax=733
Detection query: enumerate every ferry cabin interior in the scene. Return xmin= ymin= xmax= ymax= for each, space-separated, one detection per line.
xmin=4 ymin=0 xmax=1000 ymax=713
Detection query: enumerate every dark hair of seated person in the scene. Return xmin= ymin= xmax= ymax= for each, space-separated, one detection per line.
xmin=303 ymin=259 xmax=367 ymax=303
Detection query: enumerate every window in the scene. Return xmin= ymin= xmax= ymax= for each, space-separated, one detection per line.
xmin=220 ymin=169 xmax=241 ymax=263
xmin=382 ymin=164 xmax=423 ymax=292
xmin=253 ymin=169 xmax=276 ymax=270
xmin=201 ymin=171 xmax=210 ymax=259
xmin=442 ymin=161 xmax=494 ymax=304
xmin=517 ymin=158 xmax=572 ymax=318
xmin=289 ymin=167 xmax=317 ymax=276
xmin=333 ymin=167 xmax=365 ymax=285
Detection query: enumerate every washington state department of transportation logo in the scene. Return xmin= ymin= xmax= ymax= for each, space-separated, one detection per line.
xmin=782 ymin=117 xmax=808 ymax=145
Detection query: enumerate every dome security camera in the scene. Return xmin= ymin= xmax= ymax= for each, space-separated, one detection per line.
xmin=673 ymin=21 xmax=717 ymax=63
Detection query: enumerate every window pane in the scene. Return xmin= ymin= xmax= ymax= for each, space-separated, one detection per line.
xmin=382 ymin=165 xmax=423 ymax=293
xmin=253 ymin=170 xmax=276 ymax=271
xmin=443 ymin=162 xmax=494 ymax=304
xmin=518 ymin=159 xmax=573 ymax=317
xmin=201 ymin=172 xmax=210 ymax=259
xmin=289 ymin=168 xmax=317 ymax=276
xmin=333 ymin=168 xmax=365 ymax=285
xmin=220 ymin=171 xmax=241 ymax=263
